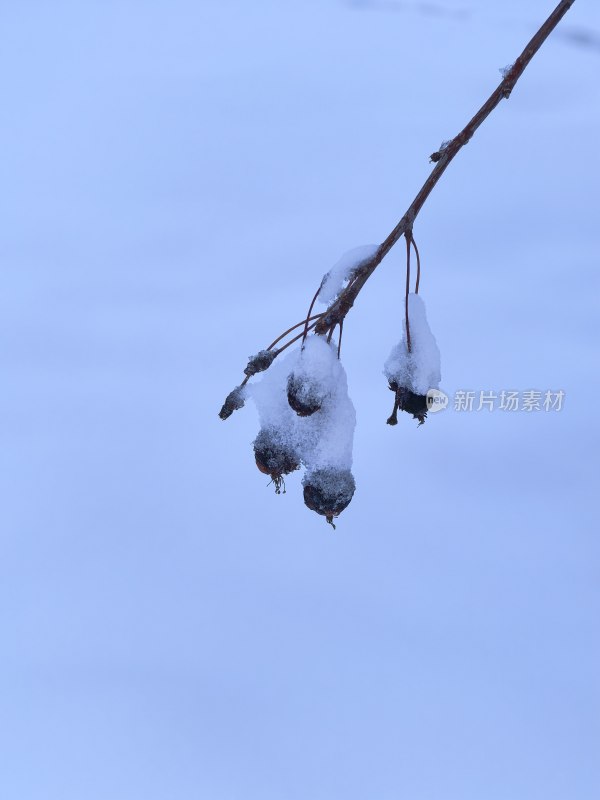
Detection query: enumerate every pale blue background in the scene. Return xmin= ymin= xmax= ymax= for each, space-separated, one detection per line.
xmin=1 ymin=1 xmax=599 ymax=798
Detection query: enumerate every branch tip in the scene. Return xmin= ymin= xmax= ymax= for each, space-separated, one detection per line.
xmin=219 ymin=386 xmax=246 ymax=420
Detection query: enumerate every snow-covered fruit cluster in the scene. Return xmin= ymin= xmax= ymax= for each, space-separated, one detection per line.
xmin=219 ymin=246 xmax=442 ymax=528
xmin=249 ymin=336 xmax=356 ymax=528
xmin=384 ymin=293 xmax=441 ymax=426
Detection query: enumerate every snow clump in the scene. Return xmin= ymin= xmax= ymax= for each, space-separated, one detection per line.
xmin=384 ymin=293 xmax=441 ymax=425
xmin=249 ymin=335 xmax=356 ymax=525
xmin=384 ymin=293 xmax=441 ymax=395
xmin=318 ymin=245 xmax=379 ymax=305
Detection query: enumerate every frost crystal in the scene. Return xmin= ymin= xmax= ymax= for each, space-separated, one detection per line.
xmin=318 ymin=245 xmax=379 ymax=305
xmin=499 ymin=63 xmax=514 ymax=79
xmin=384 ymin=294 xmax=441 ymax=395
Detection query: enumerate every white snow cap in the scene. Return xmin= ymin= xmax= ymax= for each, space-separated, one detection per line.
xmin=318 ymin=245 xmax=379 ymax=305
xmin=249 ymin=348 xmax=299 ymax=447
xmin=384 ymin=293 xmax=441 ymax=395
xmin=249 ymin=335 xmax=356 ymax=475
xmin=293 ymin=336 xmax=356 ymax=472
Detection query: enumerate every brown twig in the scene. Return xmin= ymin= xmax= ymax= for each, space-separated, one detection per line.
xmin=405 ymin=233 xmax=412 ymax=353
xmin=411 ymin=235 xmax=421 ymax=294
xmin=314 ymin=0 xmax=575 ymax=335
xmin=303 ymin=283 xmax=323 ymax=343
xmin=277 ymin=320 xmax=320 ymax=355
xmin=266 ymin=314 xmax=324 ymax=351
xmin=246 ymin=320 xmax=323 ymax=387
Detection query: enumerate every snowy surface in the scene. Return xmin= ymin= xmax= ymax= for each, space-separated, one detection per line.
xmin=1 ymin=1 xmax=600 ymax=799
xmin=384 ymin=292 xmax=442 ymax=394
xmin=318 ymin=244 xmax=379 ymax=304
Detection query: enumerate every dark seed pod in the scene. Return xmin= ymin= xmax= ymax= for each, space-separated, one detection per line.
xmin=387 ymin=381 xmax=428 ymax=426
xmin=286 ymin=373 xmax=324 ymax=417
xmin=219 ymin=386 xmax=246 ymax=420
xmin=244 ymin=349 xmax=278 ymax=378
xmin=253 ymin=428 xmax=300 ymax=494
xmin=303 ymin=468 xmax=356 ymax=528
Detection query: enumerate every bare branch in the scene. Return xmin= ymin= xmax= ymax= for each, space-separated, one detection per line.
xmin=220 ymin=0 xmax=576 ymax=418
xmin=314 ymin=0 xmax=575 ymax=335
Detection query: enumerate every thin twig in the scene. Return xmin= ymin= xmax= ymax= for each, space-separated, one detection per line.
xmin=303 ymin=283 xmax=323 ymax=343
xmin=405 ymin=233 xmax=412 ymax=353
xmin=314 ymin=0 xmax=576 ymax=335
xmin=411 ymin=235 xmax=422 ymax=294
xmin=277 ymin=320 xmax=320 ymax=355
xmin=267 ymin=314 xmax=324 ymax=351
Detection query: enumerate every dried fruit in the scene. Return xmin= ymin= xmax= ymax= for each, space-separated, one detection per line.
xmin=384 ymin=293 xmax=440 ymax=426
xmin=253 ymin=428 xmax=300 ymax=494
xmin=302 ymin=468 xmax=356 ymax=528
xmin=286 ymin=373 xmax=324 ymax=417
xmin=387 ymin=381 xmax=428 ymax=426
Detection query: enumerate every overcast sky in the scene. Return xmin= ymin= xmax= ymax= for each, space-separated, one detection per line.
xmin=1 ymin=1 xmax=599 ymax=798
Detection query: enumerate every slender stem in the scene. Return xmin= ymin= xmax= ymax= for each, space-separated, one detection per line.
xmin=314 ymin=0 xmax=575 ymax=335
xmin=387 ymin=397 xmax=399 ymax=426
xmin=405 ymin=233 xmax=412 ymax=353
xmin=337 ymin=319 xmax=344 ymax=359
xmin=303 ymin=283 xmax=323 ymax=343
xmin=411 ymin=235 xmax=422 ymax=294
xmin=277 ymin=320 xmax=320 ymax=355
xmin=267 ymin=314 xmax=324 ymax=351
